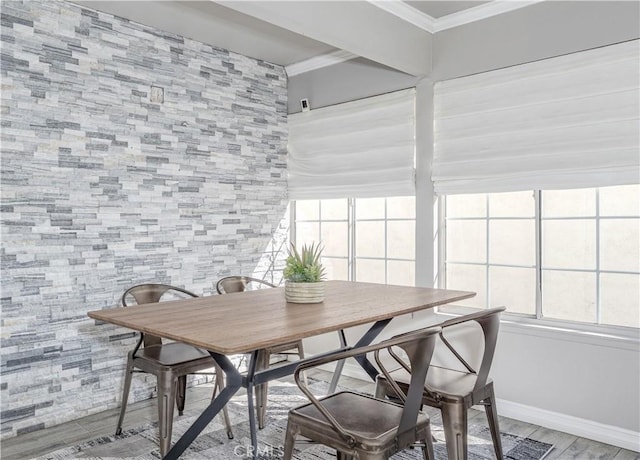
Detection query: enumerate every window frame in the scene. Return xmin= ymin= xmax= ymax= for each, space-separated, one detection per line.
xmin=291 ymin=197 xmax=417 ymax=285
xmin=439 ymin=188 xmax=639 ymax=339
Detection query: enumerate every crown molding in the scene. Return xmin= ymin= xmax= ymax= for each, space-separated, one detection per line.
xmin=434 ymin=0 xmax=547 ymax=32
xmin=367 ymin=0 xmax=436 ymax=33
xmin=367 ymin=0 xmax=546 ymax=33
xmin=285 ymin=49 xmax=358 ymax=77
xmin=286 ymin=0 xmax=547 ymax=77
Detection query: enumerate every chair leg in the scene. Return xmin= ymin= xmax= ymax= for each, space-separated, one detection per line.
xmin=283 ymin=420 xmax=298 ymax=460
xmin=176 ymin=375 xmax=187 ymax=416
xmin=256 ymin=349 xmax=269 ymax=430
xmin=157 ymin=371 xmax=178 ymax=457
xmin=296 ymin=339 xmax=309 ymax=386
xmin=440 ymin=401 xmax=468 ymax=460
xmin=214 ymin=365 xmax=234 ymax=439
xmin=484 ymin=387 xmax=504 ymax=459
xmin=115 ymin=354 xmax=135 ymax=436
xmin=421 ymin=425 xmax=436 ymax=460
xmin=374 ymin=378 xmax=387 ymax=399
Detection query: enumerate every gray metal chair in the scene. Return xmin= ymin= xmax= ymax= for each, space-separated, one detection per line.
xmin=283 ymin=327 xmax=441 ymax=460
xmin=375 ymin=307 xmax=506 ymax=460
xmin=216 ymin=275 xmax=307 ymax=429
xmin=115 ymin=283 xmax=233 ymax=457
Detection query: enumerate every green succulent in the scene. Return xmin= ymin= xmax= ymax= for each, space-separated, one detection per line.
xmin=283 ymin=242 xmax=326 ymax=283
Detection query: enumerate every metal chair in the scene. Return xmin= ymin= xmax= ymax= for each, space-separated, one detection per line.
xmin=115 ymin=283 xmax=233 ymax=457
xmin=375 ymin=307 xmax=506 ymax=460
xmin=216 ymin=275 xmax=307 ymax=429
xmin=283 ymin=327 xmax=441 ymax=460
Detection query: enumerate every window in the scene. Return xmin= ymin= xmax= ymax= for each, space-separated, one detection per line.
xmin=294 ymin=199 xmax=350 ymax=281
xmin=293 ymin=197 xmax=416 ymax=286
xmin=444 ymin=185 xmax=639 ymax=329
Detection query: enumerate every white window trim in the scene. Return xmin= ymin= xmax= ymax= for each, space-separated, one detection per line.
xmin=438 ymin=303 xmax=639 ymax=350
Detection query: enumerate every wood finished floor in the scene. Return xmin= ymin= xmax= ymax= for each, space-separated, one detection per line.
xmin=2 ymin=369 xmax=638 ymax=460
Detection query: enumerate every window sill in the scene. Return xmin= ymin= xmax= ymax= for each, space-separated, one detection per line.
xmin=436 ymin=305 xmax=640 ymax=352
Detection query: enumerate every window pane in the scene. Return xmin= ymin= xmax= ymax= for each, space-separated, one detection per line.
xmin=356 ymin=221 xmax=385 ymax=258
xmin=295 ymin=222 xmax=319 ymax=247
xmin=447 ymin=194 xmax=486 ymax=218
xmin=542 ymin=188 xmax=596 ymax=217
xmin=489 ymin=191 xmax=534 ymax=217
xmin=324 ymin=257 xmax=349 ymax=281
xmin=387 ymin=196 xmax=415 ymax=219
xmin=600 ymin=273 xmax=640 ymax=328
xmin=489 ymin=220 xmax=535 ymax=266
xmin=446 ymin=220 xmax=486 ymax=263
xmin=542 ymin=220 xmax=596 ymax=270
xmin=356 ymin=197 xmax=385 ymax=220
xmin=387 ymin=220 xmax=415 ymax=260
xmin=600 ymin=219 xmax=640 ymax=273
xmin=489 ymin=266 xmax=536 ymax=315
xmin=295 ymin=200 xmax=319 ymax=220
xmin=599 ymin=184 xmax=640 ymax=217
xmin=356 ymin=258 xmax=385 ymax=283
xmin=446 ymin=263 xmax=486 ymax=308
xmin=387 ymin=260 xmax=415 ymax=286
xmin=542 ymin=270 xmax=596 ymax=323
xmin=321 ymin=222 xmax=348 ymax=258
xmin=321 ymin=199 xmax=348 ymax=220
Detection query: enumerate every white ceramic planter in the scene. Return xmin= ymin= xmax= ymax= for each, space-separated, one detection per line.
xmin=284 ymin=281 xmax=325 ymax=304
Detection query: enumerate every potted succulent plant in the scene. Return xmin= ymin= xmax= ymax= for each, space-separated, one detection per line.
xmin=283 ymin=242 xmax=326 ymax=303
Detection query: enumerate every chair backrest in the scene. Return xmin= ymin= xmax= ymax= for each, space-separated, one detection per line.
xmin=121 ymin=284 xmax=198 ymax=348
xmin=433 ymin=307 xmax=505 ymax=392
xmin=216 ymin=276 xmax=275 ymax=294
xmin=294 ymin=327 xmax=440 ymax=447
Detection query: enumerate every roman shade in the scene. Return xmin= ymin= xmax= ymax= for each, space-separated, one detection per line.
xmin=433 ymin=40 xmax=640 ymax=195
xmin=287 ymin=89 xmax=416 ymax=200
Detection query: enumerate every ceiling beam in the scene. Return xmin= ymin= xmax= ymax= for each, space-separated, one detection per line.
xmin=216 ymin=1 xmax=432 ymax=76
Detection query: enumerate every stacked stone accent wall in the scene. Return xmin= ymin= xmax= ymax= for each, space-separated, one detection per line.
xmin=0 ymin=0 xmax=288 ymax=438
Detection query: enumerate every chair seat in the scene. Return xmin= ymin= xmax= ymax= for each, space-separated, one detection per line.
xmin=291 ymin=391 xmax=430 ymax=448
xmin=385 ymin=366 xmax=493 ymax=403
xmin=135 ymin=343 xmax=212 ymax=366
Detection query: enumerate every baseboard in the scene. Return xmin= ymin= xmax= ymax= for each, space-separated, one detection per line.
xmin=496 ymin=399 xmax=640 ymax=453
xmin=319 ymin=361 xmax=640 ymax=453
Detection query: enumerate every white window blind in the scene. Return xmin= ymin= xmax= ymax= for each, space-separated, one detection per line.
xmin=433 ymin=40 xmax=640 ymax=195
xmin=287 ymin=89 xmax=415 ymax=200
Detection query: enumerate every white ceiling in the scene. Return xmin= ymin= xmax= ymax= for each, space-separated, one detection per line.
xmin=406 ymin=1 xmax=489 ymax=18
xmin=73 ymin=0 xmax=540 ymax=76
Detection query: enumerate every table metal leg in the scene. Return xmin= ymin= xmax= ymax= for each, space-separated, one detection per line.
xmin=328 ymin=329 xmax=347 ymax=393
xmin=353 ymin=318 xmax=391 ymax=380
xmin=244 ymin=350 xmax=260 ymax=460
xmin=163 ymin=353 xmax=240 ymax=460
xmin=164 ymin=318 xmax=392 ymax=459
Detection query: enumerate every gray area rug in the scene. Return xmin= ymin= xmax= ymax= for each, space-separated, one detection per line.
xmin=36 ymin=379 xmax=553 ymax=460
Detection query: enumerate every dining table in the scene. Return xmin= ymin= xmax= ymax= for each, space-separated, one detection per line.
xmin=87 ymin=280 xmax=474 ymax=459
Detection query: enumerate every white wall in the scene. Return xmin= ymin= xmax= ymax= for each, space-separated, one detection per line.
xmin=493 ymin=323 xmax=639 ymax=449
xmin=434 ymin=1 xmax=640 ymax=80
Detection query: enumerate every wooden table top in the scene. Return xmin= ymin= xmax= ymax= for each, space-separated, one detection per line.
xmin=87 ymin=280 xmax=474 ymax=354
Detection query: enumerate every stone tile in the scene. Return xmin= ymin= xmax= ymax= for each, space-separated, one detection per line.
xmin=527 ymin=426 xmax=579 ymax=460
xmin=557 ymin=437 xmax=622 ymax=460
xmin=1 ymin=421 xmax=90 ymax=459
xmin=613 ymin=449 xmax=640 ymax=460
